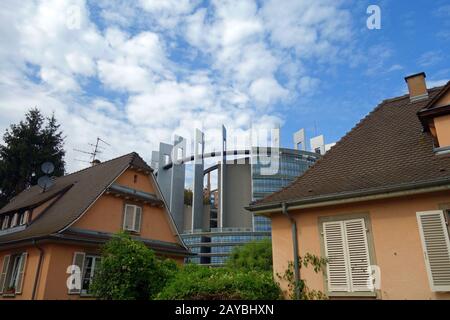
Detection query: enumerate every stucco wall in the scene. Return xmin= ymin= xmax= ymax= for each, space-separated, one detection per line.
xmin=434 ymin=114 xmax=450 ymax=148
xmin=271 ymin=190 xmax=450 ymax=300
xmin=72 ymin=169 xmax=178 ymax=244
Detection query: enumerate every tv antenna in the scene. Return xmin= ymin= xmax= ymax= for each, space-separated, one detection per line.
xmin=74 ymin=137 xmax=111 ymax=165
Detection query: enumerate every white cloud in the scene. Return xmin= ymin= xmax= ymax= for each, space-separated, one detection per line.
xmin=0 ymin=0 xmax=355 ymax=173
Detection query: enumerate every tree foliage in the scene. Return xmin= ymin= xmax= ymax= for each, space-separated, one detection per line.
xmin=0 ymin=108 xmax=65 ymax=207
xmin=226 ymin=238 xmax=272 ymax=272
xmin=91 ymin=232 xmax=178 ymax=300
xmin=156 ymin=264 xmax=282 ymax=300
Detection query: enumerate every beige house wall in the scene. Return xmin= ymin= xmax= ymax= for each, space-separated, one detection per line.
xmin=271 ymin=190 xmax=450 ymax=300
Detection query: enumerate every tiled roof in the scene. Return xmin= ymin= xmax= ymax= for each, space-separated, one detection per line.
xmin=0 ymin=153 xmax=169 ymax=245
xmin=250 ymin=85 xmax=450 ymax=210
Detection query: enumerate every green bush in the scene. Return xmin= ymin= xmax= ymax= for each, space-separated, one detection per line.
xmin=156 ymin=264 xmax=282 ymax=300
xmin=91 ymin=232 xmax=178 ymax=300
xmin=226 ymin=238 xmax=272 ymax=272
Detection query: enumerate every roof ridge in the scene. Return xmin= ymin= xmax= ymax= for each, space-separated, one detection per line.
xmin=63 ymin=152 xmax=135 ymax=178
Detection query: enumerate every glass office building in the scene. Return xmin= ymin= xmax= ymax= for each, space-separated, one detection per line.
xmin=251 ymin=148 xmax=319 ymax=232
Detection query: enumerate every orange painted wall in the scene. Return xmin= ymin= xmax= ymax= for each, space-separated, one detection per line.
xmin=434 ymin=114 xmax=450 ymax=148
xmin=0 ymin=242 xmax=184 ymax=300
xmin=72 ymin=169 xmax=178 ymax=244
xmin=434 ymin=89 xmax=450 ymax=108
xmin=271 ymin=191 xmax=450 ymax=300
xmin=0 ymin=247 xmax=40 ymax=300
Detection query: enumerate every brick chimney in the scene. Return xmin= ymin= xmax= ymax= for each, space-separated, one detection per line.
xmin=404 ymin=72 xmax=428 ymax=102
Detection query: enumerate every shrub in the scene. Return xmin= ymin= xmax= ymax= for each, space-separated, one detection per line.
xmin=156 ymin=264 xmax=282 ymax=300
xmin=91 ymin=232 xmax=178 ymax=300
xmin=226 ymin=239 xmax=272 ymax=272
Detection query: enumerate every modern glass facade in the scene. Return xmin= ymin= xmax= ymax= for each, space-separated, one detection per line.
xmin=182 ymin=148 xmax=320 ymax=266
xmin=183 ymin=228 xmax=271 ymax=266
xmin=251 ymin=148 xmax=319 ymax=232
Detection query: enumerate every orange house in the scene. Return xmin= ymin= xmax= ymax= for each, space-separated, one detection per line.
xmin=0 ymin=152 xmax=190 ymax=300
xmin=248 ymin=73 xmax=450 ymax=299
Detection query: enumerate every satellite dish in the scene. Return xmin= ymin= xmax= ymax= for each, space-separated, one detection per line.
xmin=38 ymin=176 xmax=54 ymax=191
xmin=41 ymin=162 xmax=55 ymax=175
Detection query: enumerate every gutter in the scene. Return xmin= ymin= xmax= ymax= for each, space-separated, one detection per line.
xmin=247 ymin=178 xmax=450 ymax=215
xmin=31 ymin=239 xmax=44 ymax=300
xmin=282 ymin=203 xmax=300 ymax=300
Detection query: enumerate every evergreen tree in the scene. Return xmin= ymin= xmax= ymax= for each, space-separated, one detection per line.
xmin=0 ymin=108 xmax=65 ymax=207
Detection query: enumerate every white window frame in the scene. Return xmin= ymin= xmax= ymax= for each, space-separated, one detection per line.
xmin=122 ymin=204 xmax=142 ymax=233
xmin=81 ymin=255 xmax=101 ymax=296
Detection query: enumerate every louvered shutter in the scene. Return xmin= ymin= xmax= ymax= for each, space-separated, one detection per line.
xmin=134 ymin=207 xmax=142 ymax=232
xmin=14 ymin=253 xmax=28 ymax=294
xmin=68 ymin=252 xmax=85 ymax=294
xmin=2 ymin=216 xmax=10 ymax=229
xmin=417 ymin=211 xmax=450 ymax=292
xmin=123 ymin=205 xmax=134 ymax=231
xmin=10 ymin=213 xmax=18 ymax=227
xmin=344 ymin=219 xmax=371 ymax=291
xmin=0 ymin=255 xmax=11 ymax=293
xmin=323 ymin=221 xmax=351 ymax=292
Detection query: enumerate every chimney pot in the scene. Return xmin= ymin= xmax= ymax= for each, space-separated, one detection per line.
xmin=404 ymin=72 xmax=428 ymax=102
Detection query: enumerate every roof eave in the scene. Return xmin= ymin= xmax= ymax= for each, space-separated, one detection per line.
xmin=247 ymin=178 xmax=450 ymax=215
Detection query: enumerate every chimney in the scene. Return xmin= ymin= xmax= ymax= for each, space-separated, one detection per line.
xmin=404 ymin=72 xmax=428 ymax=102
xmin=91 ymin=159 xmax=101 ymax=166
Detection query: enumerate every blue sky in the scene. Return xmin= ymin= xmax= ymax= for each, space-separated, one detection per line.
xmin=0 ymin=0 xmax=449 ymax=172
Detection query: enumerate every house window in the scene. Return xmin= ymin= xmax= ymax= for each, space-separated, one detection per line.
xmin=0 ymin=252 xmax=28 ymax=295
xmin=10 ymin=213 xmax=18 ymax=228
xmin=81 ymin=255 xmax=101 ymax=296
xmin=1 ymin=215 xmax=10 ymax=230
xmin=322 ymin=217 xmax=373 ymax=294
xmin=123 ymin=204 xmax=142 ymax=233
xmin=19 ymin=211 xmax=30 ymax=225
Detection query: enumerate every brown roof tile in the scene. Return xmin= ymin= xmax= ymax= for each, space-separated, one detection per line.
xmin=0 ymin=153 xmax=156 ymax=243
xmin=250 ymin=85 xmax=450 ymax=210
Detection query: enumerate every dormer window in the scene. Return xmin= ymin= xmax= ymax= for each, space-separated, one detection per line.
xmin=19 ymin=211 xmax=30 ymax=225
xmin=417 ymin=79 xmax=450 ymax=153
xmin=1 ymin=216 xmax=9 ymax=230
xmin=10 ymin=213 xmax=18 ymax=228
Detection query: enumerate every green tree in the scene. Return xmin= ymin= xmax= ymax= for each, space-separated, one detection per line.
xmin=90 ymin=232 xmax=177 ymax=300
xmin=226 ymin=238 xmax=273 ymax=272
xmin=157 ymin=264 xmax=282 ymax=300
xmin=0 ymin=108 xmax=65 ymax=207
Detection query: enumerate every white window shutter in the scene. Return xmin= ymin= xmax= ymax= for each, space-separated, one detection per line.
xmin=123 ymin=205 xmax=134 ymax=231
xmin=323 ymin=221 xmax=351 ymax=292
xmin=0 ymin=255 xmax=11 ymax=293
xmin=68 ymin=252 xmax=85 ymax=294
xmin=14 ymin=253 xmax=28 ymax=294
xmin=11 ymin=213 xmax=18 ymax=227
xmin=344 ymin=219 xmax=371 ymax=292
xmin=134 ymin=207 xmax=142 ymax=232
xmin=417 ymin=210 xmax=450 ymax=292
xmin=2 ymin=216 xmax=9 ymax=229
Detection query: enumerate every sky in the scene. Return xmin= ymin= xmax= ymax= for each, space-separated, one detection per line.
xmin=0 ymin=0 xmax=449 ymax=174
